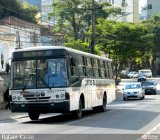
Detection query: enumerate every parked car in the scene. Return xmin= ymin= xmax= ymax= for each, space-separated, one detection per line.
xmin=141 ymin=81 xmax=157 ymax=95
xmin=138 ymin=69 xmax=152 ymax=78
xmin=123 ymin=82 xmax=145 ymax=101
xmin=127 ymin=71 xmax=138 ymax=78
xmin=137 ymin=72 xmax=146 ymax=82
xmin=120 ymin=70 xmax=129 ymax=78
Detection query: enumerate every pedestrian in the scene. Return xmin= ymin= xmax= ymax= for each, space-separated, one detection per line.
xmin=5 ymin=63 xmax=10 ymax=75
xmin=3 ymin=87 xmax=10 ymax=109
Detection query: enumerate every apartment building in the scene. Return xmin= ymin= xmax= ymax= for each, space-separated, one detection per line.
xmin=20 ymin=0 xmax=63 ymax=46
xmin=106 ymin=0 xmax=139 ymax=23
xmin=41 ymin=0 xmax=55 ymax=25
xmin=147 ymin=0 xmax=160 ymax=18
xmin=21 ymin=0 xmax=55 ymax=25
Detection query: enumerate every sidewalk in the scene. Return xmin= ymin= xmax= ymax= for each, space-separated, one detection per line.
xmin=0 ymin=109 xmax=28 ymax=121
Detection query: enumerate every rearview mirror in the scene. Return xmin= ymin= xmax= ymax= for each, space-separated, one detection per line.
xmin=70 ymin=57 xmax=76 ymax=66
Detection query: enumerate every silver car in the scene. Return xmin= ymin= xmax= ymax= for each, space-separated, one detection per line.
xmin=123 ymin=82 xmax=145 ymax=101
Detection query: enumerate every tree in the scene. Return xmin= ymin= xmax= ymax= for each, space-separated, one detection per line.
xmin=142 ymin=14 xmax=160 ymax=76
xmin=0 ymin=0 xmax=38 ymax=23
xmin=49 ymin=0 xmax=121 ymax=51
xmin=95 ymin=19 xmax=150 ymax=80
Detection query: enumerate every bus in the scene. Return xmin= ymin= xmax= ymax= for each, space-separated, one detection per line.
xmin=10 ymin=46 xmax=115 ymax=120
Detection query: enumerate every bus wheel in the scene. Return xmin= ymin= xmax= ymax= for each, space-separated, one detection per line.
xmin=73 ymin=99 xmax=82 ymax=119
xmin=28 ymin=111 xmax=40 ymax=120
xmin=99 ymin=95 xmax=107 ymax=112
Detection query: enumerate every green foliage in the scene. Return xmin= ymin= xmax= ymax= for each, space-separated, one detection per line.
xmin=49 ymin=0 xmax=121 ymax=52
xmin=142 ymin=14 xmax=160 ymax=75
xmin=0 ymin=0 xmax=38 ymax=23
xmin=95 ymin=19 xmax=151 ymax=72
xmin=65 ymin=39 xmax=89 ymax=52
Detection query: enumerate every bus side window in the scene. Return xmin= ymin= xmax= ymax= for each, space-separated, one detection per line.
xmin=107 ymin=62 xmax=113 ymax=78
xmin=97 ymin=60 xmax=101 ymax=77
xmin=106 ymin=62 xmax=110 ymax=79
xmin=100 ymin=60 xmax=105 ymax=78
xmin=103 ymin=61 xmax=108 ymax=78
xmin=69 ymin=54 xmax=80 ymax=85
xmin=94 ymin=58 xmax=99 ymax=77
xmin=82 ymin=56 xmax=87 ymax=76
xmin=110 ymin=63 xmax=114 ymax=78
xmin=90 ymin=58 xmax=95 ymax=77
xmin=70 ymin=55 xmax=78 ymax=76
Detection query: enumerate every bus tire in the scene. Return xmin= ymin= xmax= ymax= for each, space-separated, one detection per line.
xmin=28 ymin=111 xmax=40 ymax=120
xmin=99 ymin=94 xmax=107 ymax=112
xmin=73 ymin=99 xmax=82 ymax=119
xmin=93 ymin=95 xmax=107 ymax=112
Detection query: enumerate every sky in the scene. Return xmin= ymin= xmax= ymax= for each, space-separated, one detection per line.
xmin=139 ymin=0 xmax=147 ymax=13
xmin=139 ymin=0 xmax=147 ymax=9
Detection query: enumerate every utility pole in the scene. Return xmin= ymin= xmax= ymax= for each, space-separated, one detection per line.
xmin=90 ymin=0 xmax=95 ymax=54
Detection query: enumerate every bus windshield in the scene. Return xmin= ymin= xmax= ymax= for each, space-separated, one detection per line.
xmin=11 ymin=58 xmax=67 ymax=89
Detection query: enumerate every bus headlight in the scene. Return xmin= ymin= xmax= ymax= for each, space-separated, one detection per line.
xmin=56 ymin=95 xmax=59 ymax=98
xmin=18 ymin=96 xmax=22 ymax=100
xmin=12 ymin=96 xmax=17 ymax=101
xmin=61 ymin=94 xmax=65 ymax=98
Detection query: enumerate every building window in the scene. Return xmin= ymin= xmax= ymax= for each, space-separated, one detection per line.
xmin=148 ymin=4 xmax=152 ymax=9
xmin=122 ymin=0 xmax=128 ymax=7
xmin=112 ymin=0 xmax=114 ymax=4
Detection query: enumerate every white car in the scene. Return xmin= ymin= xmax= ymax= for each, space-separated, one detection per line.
xmin=127 ymin=71 xmax=138 ymax=78
xmin=123 ymin=82 xmax=145 ymax=100
xmin=138 ymin=69 xmax=152 ymax=78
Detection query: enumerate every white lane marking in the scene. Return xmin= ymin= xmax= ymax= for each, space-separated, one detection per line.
xmin=146 ymin=123 xmax=160 ymax=134
xmin=65 ymin=117 xmax=91 ymax=125
xmin=108 ymin=103 xmax=137 ymax=107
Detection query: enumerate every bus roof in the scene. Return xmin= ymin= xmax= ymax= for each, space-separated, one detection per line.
xmin=14 ymin=46 xmax=112 ymax=62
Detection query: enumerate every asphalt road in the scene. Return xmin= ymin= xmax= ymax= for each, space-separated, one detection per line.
xmin=0 ymin=78 xmax=160 ymax=140
xmin=0 ymin=96 xmax=160 ymax=140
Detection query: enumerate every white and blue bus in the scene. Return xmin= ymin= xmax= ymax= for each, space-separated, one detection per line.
xmin=10 ymin=46 xmax=115 ymax=120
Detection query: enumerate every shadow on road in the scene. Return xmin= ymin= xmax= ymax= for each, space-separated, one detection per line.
xmin=23 ymin=109 xmax=112 ymax=124
xmin=23 ymin=108 xmax=159 ymax=131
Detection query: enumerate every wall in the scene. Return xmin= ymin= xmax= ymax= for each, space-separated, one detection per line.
xmin=0 ymin=76 xmax=5 ymax=110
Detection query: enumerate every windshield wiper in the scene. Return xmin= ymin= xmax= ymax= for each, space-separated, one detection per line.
xmin=36 ymin=73 xmax=51 ymax=89
xmin=22 ymin=79 xmax=30 ymax=91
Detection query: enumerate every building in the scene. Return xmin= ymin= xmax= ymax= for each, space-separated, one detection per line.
xmin=147 ymin=0 xmax=160 ymax=19
xmin=19 ymin=0 xmax=63 ymax=46
xmin=106 ymin=0 xmax=139 ymax=23
xmin=20 ymin=0 xmax=55 ymax=25
xmin=139 ymin=5 xmax=147 ymax=21
xmin=41 ymin=0 xmax=55 ymax=25
xmin=0 ymin=16 xmax=41 ymax=71
xmin=40 ymin=25 xmax=64 ymax=46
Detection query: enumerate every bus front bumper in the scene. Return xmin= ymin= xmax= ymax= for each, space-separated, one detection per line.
xmin=10 ymin=101 xmax=70 ymax=113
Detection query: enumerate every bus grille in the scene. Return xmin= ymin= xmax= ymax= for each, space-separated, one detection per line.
xmin=24 ymin=97 xmax=51 ymax=102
